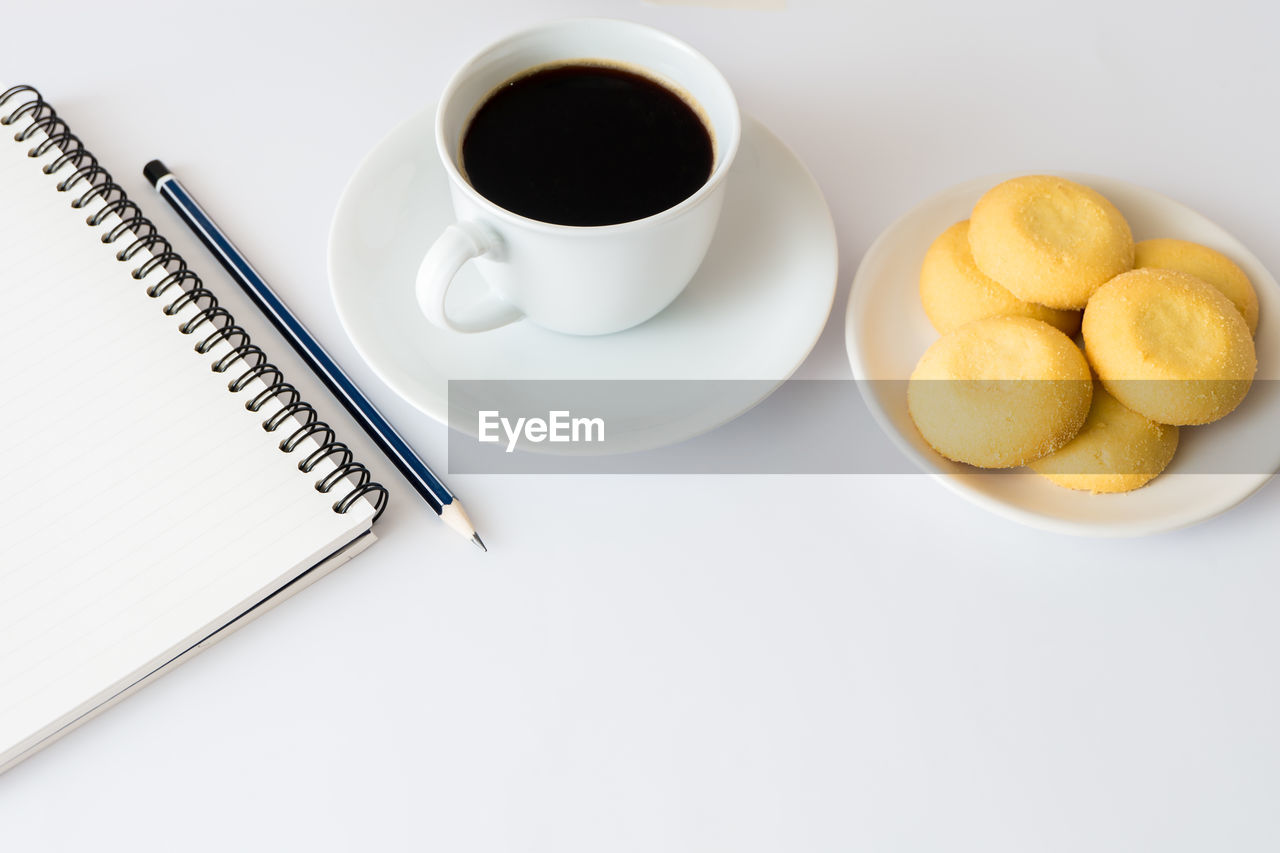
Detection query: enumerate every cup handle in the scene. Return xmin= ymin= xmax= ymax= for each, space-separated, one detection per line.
xmin=416 ymin=222 xmax=523 ymax=333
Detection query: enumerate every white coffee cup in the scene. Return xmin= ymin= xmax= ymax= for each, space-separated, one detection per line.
xmin=415 ymin=18 xmax=740 ymax=336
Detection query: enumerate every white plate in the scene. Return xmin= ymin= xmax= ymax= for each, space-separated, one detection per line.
xmin=329 ymin=106 xmax=837 ymax=454
xmin=846 ymin=173 xmax=1280 ymax=537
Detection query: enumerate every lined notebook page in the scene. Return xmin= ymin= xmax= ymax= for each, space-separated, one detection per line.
xmin=0 ymin=109 xmax=377 ymax=764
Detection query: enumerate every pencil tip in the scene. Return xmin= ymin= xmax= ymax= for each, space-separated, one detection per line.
xmin=472 ymin=532 xmax=488 ymax=552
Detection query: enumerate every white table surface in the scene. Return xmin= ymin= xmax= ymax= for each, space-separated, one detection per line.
xmin=6 ymin=1 xmax=1280 ymax=850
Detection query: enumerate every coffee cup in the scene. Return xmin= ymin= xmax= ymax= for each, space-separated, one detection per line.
xmin=415 ymin=18 xmax=740 ymax=336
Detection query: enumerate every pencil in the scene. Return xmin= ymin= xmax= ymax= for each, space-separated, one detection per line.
xmin=144 ymin=160 xmax=486 ymax=551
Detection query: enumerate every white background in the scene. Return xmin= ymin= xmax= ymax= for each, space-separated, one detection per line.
xmin=5 ymin=0 xmax=1280 ymax=850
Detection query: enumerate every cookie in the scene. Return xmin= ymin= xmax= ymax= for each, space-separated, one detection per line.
xmin=968 ymin=175 xmax=1135 ymax=310
xmin=1134 ymin=238 xmax=1259 ymax=335
xmin=1083 ymin=268 xmax=1256 ymax=425
xmin=1029 ymin=382 xmax=1179 ymax=493
xmin=908 ymin=316 xmax=1093 ymax=468
xmin=920 ymin=220 xmax=1081 ymax=336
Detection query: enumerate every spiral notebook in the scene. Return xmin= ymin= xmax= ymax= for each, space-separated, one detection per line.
xmin=0 ymin=86 xmax=389 ymax=774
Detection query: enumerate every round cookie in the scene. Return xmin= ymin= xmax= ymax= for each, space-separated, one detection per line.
xmin=1083 ymin=268 xmax=1256 ymax=426
xmin=1135 ymin=238 xmax=1259 ymax=335
xmin=968 ymin=175 xmax=1135 ymax=310
xmin=1029 ymin=383 xmax=1179 ymax=493
xmin=920 ymin=220 xmax=1081 ymax=336
xmin=908 ymin=316 xmax=1093 ymax=468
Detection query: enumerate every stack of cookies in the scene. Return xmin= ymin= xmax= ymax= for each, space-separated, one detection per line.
xmin=908 ymin=175 xmax=1259 ymax=493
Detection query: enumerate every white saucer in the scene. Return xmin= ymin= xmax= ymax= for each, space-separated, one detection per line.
xmin=846 ymin=173 xmax=1280 ymax=537
xmin=329 ymin=106 xmax=837 ymax=454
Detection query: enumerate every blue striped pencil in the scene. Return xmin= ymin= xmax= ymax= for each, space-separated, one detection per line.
xmin=145 ymin=160 xmax=485 ymax=551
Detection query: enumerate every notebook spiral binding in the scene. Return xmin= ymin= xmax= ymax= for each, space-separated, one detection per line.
xmin=0 ymin=85 xmax=388 ymax=521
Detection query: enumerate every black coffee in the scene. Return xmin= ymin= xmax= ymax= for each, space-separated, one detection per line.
xmin=460 ymin=63 xmax=714 ymax=227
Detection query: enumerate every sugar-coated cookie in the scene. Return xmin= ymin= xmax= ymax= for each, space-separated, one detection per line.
xmin=1083 ymin=269 xmax=1256 ymax=425
xmin=920 ymin=221 xmax=1081 ymax=336
xmin=1135 ymin=238 xmax=1259 ymax=335
xmin=968 ymin=175 xmax=1135 ymax=310
xmin=1029 ymin=383 xmax=1179 ymax=493
xmin=908 ymin=316 xmax=1093 ymax=468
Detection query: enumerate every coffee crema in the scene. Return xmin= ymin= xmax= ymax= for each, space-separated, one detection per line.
xmin=460 ymin=62 xmax=714 ymax=227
